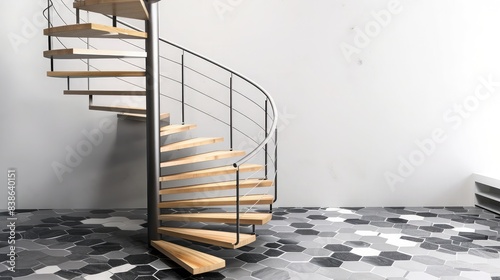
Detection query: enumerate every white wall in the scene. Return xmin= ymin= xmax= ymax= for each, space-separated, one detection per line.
xmin=0 ymin=1 xmax=149 ymax=209
xmin=2 ymin=0 xmax=500 ymax=208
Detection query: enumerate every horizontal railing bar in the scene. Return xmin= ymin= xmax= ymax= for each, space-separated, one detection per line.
xmin=160 ymin=74 xmax=181 ymax=84
xmin=52 ymin=1 xmax=69 ymax=25
xmin=120 ymin=39 xmax=145 ymax=50
xmin=233 ymin=109 xmax=266 ymax=131
xmin=159 ymin=93 xmax=226 ymax=124
xmin=184 ymin=84 xmax=227 ymax=108
xmin=160 ymin=55 xmax=181 ymax=65
xmin=184 ymin=65 xmax=229 ymax=90
xmin=232 ymin=89 xmax=265 ymax=111
xmin=119 ymin=58 xmax=145 ymax=70
xmin=58 ymin=0 xmax=76 ymax=16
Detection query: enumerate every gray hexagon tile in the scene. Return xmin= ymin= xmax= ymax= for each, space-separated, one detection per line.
xmin=1 ymin=207 xmax=500 ymax=279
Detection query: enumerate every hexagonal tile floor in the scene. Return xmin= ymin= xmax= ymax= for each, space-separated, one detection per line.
xmin=1 ymin=207 xmax=500 ymax=279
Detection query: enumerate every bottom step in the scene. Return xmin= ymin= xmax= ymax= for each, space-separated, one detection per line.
xmin=151 ymin=240 xmax=225 ymax=275
xmin=158 ymin=227 xmax=256 ymax=249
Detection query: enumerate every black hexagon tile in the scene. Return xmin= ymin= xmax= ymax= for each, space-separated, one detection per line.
xmin=1 ymin=207 xmax=500 ymax=279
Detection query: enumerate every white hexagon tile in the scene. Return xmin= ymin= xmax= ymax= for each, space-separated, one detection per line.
xmin=1 ymin=207 xmax=500 ymax=279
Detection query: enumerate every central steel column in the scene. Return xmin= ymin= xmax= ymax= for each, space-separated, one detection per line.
xmin=145 ymin=0 xmax=161 ymax=244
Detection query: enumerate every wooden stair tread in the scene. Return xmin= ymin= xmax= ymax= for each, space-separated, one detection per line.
xmin=151 ymin=240 xmax=224 ymax=275
xmin=158 ymin=194 xmax=274 ymax=208
xmin=159 ymin=213 xmax=272 ymax=225
xmin=44 ymin=23 xmax=147 ymax=39
xmin=89 ymin=105 xmax=145 ymax=114
xmin=65 ymin=90 xmax=146 ymax=95
xmin=159 ymin=164 xmax=263 ymax=182
xmin=158 ymin=227 xmax=256 ymax=249
xmin=159 ymin=179 xmax=273 ymax=195
xmin=74 ymin=0 xmax=149 ymax=20
xmin=47 ymin=71 xmax=145 ymax=78
xmin=117 ymin=112 xmax=170 ymax=122
xmin=160 ymin=124 xmax=197 ymax=136
xmin=161 ymin=137 xmax=223 ymax=152
xmin=161 ymin=150 xmax=245 ymax=168
xmin=44 ymin=48 xmax=147 ymax=59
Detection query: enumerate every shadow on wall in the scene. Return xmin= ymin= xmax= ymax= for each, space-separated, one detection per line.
xmin=91 ymin=118 xmax=147 ymax=208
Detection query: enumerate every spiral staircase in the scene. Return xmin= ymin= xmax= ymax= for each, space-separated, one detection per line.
xmin=43 ymin=0 xmax=278 ymax=275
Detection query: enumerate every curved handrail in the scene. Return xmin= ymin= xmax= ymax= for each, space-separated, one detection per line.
xmin=109 ymin=17 xmax=278 ymax=167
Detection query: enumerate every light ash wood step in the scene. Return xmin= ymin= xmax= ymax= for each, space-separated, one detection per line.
xmin=158 ymin=227 xmax=256 ymax=249
xmin=117 ymin=112 xmax=170 ymax=122
xmin=151 ymin=240 xmax=224 ymax=275
xmin=161 ymin=137 xmax=223 ymax=152
xmin=159 ymin=164 xmax=263 ymax=182
xmin=160 ymin=124 xmax=196 ymax=137
xmin=160 ymin=150 xmax=245 ymax=168
xmin=47 ymin=71 xmax=145 ymax=78
xmin=65 ymin=90 xmax=146 ymax=96
xmin=158 ymin=194 xmax=274 ymax=208
xmin=89 ymin=105 xmax=145 ymax=114
xmin=159 ymin=179 xmax=273 ymax=195
xmin=44 ymin=23 xmax=147 ymax=39
xmin=44 ymin=48 xmax=147 ymax=59
xmin=74 ymin=0 xmax=149 ymax=20
xmin=159 ymin=213 xmax=272 ymax=225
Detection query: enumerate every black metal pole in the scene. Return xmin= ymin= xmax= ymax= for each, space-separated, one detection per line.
xmin=47 ymin=0 xmax=50 ymax=29
xmin=181 ymin=53 xmax=185 ymax=124
xmin=47 ymin=0 xmax=53 ymax=71
xmin=273 ymin=128 xmax=278 ymax=203
xmin=229 ymin=74 xmax=233 ymax=151
xmin=235 ymin=168 xmax=240 ymax=245
xmin=264 ymin=100 xmax=268 ymax=179
xmin=146 ymin=0 xmax=161 ymax=244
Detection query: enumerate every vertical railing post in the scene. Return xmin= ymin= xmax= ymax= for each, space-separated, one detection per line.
xmin=47 ymin=0 xmax=51 ymax=29
xmin=181 ymin=52 xmax=185 ymax=124
xmin=229 ymin=74 xmax=233 ymax=151
xmin=264 ymin=99 xmax=268 ymax=179
xmin=235 ymin=167 xmax=240 ymax=245
xmin=273 ymin=128 xmax=278 ymax=204
xmin=47 ymin=0 xmax=53 ymax=71
xmin=87 ymin=14 xmax=91 ymax=106
xmin=145 ymin=0 xmax=161 ymax=245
